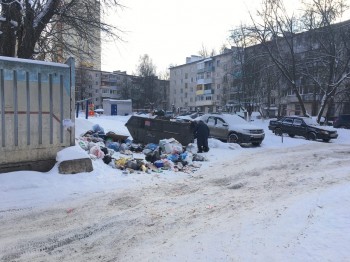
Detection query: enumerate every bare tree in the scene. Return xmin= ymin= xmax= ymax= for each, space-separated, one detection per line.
xmin=75 ymin=65 xmax=93 ymax=109
xmin=158 ymin=66 xmax=170 ymax=80
xmin=219 ymin=44 xmax=228 ymax=54
xmin=230 ymin=24 xmax=264 ymax=116
xmin=135 ymin=54 xmax=158 ymax=110
xmin=248 ymin=0 xmax=309 ymax=116
xmin=119 ymin=76 xmax=132 ymax=100
xmin=301 ymin=0 xmax=350 ymax=122
xmin=0 ymin=0 xmax=123 ymax=60
xmin=198 ymin=43 xmax=209 ymax=58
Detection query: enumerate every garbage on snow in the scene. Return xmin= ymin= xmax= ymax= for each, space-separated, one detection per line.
xmin=76 ymin=124 xmax=207 ymax=174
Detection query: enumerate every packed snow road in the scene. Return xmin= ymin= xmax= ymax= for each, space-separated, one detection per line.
xmin=1 ymin=142 xmax=350 ymax=261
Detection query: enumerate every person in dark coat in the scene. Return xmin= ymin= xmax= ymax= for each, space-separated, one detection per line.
xmin=193 ymin=120 xmax=210 ymax=153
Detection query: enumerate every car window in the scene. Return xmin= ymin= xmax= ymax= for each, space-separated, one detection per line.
xmin=221 ymin=114 xmax=249 ymax=125
xmin=293 ymin=119 xmax=303 ymax=126
xmin=282 ymin=118 xmax=293 ymax=125
xmin=207 ymin=117 xmax=216 ymax=126
xmin=216 ymin=118 xmax=226 ymax=127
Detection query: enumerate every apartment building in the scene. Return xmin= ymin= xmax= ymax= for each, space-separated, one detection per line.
xmin=55 ymin=0 xmax=102 ymax=70
xmin=171 ymin=20 xmax=350 ymax=118
xmin=76 ymin=68 xmax=131 ymax=109
xmin=169 ymin=48 xmax=241 ymax=113
xmin=76 ymin=68 xmax=170 ymax=111
xmin=243 ymin=20 xmax=350 ymax=118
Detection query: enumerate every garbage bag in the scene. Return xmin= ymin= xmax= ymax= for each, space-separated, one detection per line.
xmin=92 ymin=124 xmax=105 ymax=134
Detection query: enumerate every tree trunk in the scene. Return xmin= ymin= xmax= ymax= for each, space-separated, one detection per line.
xmin=0 ymin=1 xmax=21 ymax=57
xmin=293 ymin=86 xmax=308 ymax=116
xmin=17 ymin=5 xmax=37 ymax=59
xmin=317 ymin=86 xmax=337 ymax=123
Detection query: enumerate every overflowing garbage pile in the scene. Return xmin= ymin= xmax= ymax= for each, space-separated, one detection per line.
xmin=76 ymin=124 xmax=207 ymax=174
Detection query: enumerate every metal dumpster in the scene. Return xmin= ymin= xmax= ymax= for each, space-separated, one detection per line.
xmin=125 ymin=116 xmax=194 ymax=145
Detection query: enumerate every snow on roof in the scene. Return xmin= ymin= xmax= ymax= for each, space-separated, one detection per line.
xmin=0 ymin=56 xmax=70 ymax=68
xmin=103 ymin=99 xmax=132 ymax=103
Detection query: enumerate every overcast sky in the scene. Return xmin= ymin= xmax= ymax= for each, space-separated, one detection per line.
xmin=100 ymin=0 xmax=307 ymax=75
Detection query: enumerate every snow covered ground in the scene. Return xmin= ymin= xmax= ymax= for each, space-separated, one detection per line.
xmin=0 ymin=115 xmax=349 ymax=261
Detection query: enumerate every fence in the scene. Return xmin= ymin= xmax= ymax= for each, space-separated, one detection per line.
xmin=0 ymin=56 xmax=75 ymax=173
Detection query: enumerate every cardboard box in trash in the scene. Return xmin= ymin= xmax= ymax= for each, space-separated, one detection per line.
xmin=125 ymin=116 xmax=194 ymax=145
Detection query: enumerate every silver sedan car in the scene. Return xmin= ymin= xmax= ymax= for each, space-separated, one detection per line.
xmin=198 ymin=113 xmax=265 ymax=146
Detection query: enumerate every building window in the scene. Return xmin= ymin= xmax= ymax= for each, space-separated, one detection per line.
xmin=217 ymin=84 xmax=220 ymax=89
xmin=197 ymin=74 xmax=204 ymax=80
xmin=185 ymin=73 xmax=188 ymax=79
xmin=185 ymin=83 xmax=188 ymax=88
xmin=295 ymin=104 xmax=301 ymax=115
xmin=217 ymin=60 xmax=220 ymax=67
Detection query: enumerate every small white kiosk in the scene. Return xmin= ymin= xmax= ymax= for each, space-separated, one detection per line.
xmin=102 ymin=99 xmax=132 ymax=116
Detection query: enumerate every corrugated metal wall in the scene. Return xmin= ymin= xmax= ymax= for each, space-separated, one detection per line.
xmin=0 ymin=57 xmax=75 ymax=172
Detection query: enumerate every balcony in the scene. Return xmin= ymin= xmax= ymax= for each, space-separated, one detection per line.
xmin=204 ymin=89 xmax=213 ymax=95
xmin=196 ymin=89 xmax=204 ymax=95
xmin=197 ymin=66 xmax=214 ymax=73
xmin=195 ymin=100 xmax=214 ymax=106
xmin=197 ymin=78 xmax=212 ymax=85
xmin=101 ymin=93 xmax=111 ymax=98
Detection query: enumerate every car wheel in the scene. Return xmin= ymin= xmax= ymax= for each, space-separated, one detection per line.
xmin=228 ymin=133 xmax=239 ymax=143
xmin=252 ymin=142 xmax=261 ymax=146
xmin=288 ymin=134 xmax=295 ymax=138
xmin=275 ymin=128 xmax=282 ymax=136
xmin=307 ymin=132 xmax=316 ymax=141
xmin=322 ymin=138 xmax=330 ymax=142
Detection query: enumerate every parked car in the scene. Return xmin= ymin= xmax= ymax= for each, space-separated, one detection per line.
xmin=197 ymin=113 xmax=265 ymax=146
xmin=94 ymin=108 xmax=104 ymax=115
xmin=333 ymin=114 xmax=350 ymax=129
xmin=268 ymin=116 xmax=338 ymax=142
